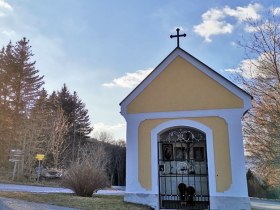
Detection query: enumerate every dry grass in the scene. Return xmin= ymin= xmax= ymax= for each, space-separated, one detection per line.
xmin=0 ymin=192 xmax=152 ymax=210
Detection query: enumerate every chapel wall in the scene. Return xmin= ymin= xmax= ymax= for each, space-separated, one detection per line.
xmin=138 ymin=116 xmax=232 ymax=192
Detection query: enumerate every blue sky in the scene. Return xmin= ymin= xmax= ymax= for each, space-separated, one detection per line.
xmin=0 ymin=0 xmax=278 ymax=139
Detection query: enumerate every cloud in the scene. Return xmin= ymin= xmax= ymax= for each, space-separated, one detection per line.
xmin=272 ymin=7 xmax=280 ymax=16
xmin=0 ymin=0 xmax=12 ymax=18
xmin=223 ymin=3 xmax=261 ymax=22
xmin=1 ymin=29 xmax=16 ymax=37
xmin=91 ymin=122 xmax=126 ymax=140
xmin=193 ymin=8 xmax=233 ymax=42
xmin=244 ymin=16 xmax=278 ymax=33
xmin=0 ymin=0 xmax=12 ymax=11
xmin=244 ymin=25 xmax=258 ymax=33
xmin=103 ymin=68 xmax=153 ymax=88
xmin=225 ymin=56 xmax=266 ymax=79
xmin=92 ymin=122 xmax=125 ymax=133
xmin=225 ymin=59 xmax=257 ymax=79
xmin=193 ymin=3 xmax=262 ymax=42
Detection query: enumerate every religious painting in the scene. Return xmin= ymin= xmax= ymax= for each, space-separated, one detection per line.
xmin=162 ymin=144 xmax=173 ymax=161
xmin=174 ymin=147 xmax=185 ymax=161
xmin=193 ymin=147 xmax=204 ymax=161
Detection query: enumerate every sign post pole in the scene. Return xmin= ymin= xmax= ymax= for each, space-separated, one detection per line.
xmin=35 ymin=154 xmax=45 ymax=182
xmin=37 ymin=160 xmax=41 ymax=182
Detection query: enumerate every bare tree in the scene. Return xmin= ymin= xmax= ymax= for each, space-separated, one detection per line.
xmin=78 ymin=140 xmax=109 ymax=170
xmin=93 ymin=131 xmax=114 ymax=143
xmin=47 ymin=107 xmax=69 ymax=169
xmin=87 ymin=132 xmax=126 ymax=185
xmin=238 ymin=12 xmax=280 ymax=186
xmin=20 ymin=115 xmax=48 ymax=179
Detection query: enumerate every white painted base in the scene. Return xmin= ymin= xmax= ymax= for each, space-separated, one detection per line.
xmin=124 ymin=193 xmax=251 ymax=210
xmin=210 ymin=196 xmax=251 ymax=210
xmin=124 ymin=192 xmax=159 ymax=209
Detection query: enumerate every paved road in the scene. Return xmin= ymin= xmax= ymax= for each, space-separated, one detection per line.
xmin=0 ymin=183 xmax=76 ymax=210
xmin=0 ymin=183 xmax=73 ymax=193
xmin=251 ymin=198 xmax=280 ymax=210
xmin=0 ymin=197 xmax=79 ymax=210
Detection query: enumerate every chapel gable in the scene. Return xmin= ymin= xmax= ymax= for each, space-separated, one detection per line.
xmin=127 ymin=55 xmax=244 ymax=114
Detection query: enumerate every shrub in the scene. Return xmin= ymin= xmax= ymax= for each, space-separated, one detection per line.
xmin=247 ymin=169 xmax=266 ymax=198
xmin=62 ymin=159 xmax=109 ymax=197
xmin=247 ymin=169 xmax=280 ymax=199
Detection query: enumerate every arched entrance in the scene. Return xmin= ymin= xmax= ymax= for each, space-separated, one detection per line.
xmin=158 ymin=127 xmax=210 ymax=209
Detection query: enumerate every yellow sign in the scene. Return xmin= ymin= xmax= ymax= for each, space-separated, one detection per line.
xmin=35 ymin=154 xmax=45 ymax=160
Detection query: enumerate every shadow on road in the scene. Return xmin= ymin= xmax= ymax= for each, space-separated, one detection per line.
xmin=0 ymin=198 xmax=13 ymax=210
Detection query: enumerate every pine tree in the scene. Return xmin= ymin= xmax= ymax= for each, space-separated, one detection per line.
xmin=0 ymin=47 xmax=8 ymax=107
xmin=73 ymin=91 xmax=92 ymax=138
xmin=0 ymin=42 xmax=14 ymax=113
xmin=31 ymin=88 xmax=49 ymax=117
xmin=10 ymin=37 xmax=44 ymax=117
xmin=0 ymin=46 xmax=13 ymax=166
xmin=56 ymin=84 xmax=92 ymax=163
xmin=48 ymin=91 xmax=59 ymax=111
xmin=0 ymin=38 xmax=45 ymax=168
xmin=0 ymin=38 xmax=45 ymax=174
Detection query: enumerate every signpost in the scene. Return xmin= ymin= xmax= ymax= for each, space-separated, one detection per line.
xmin=35 ymin=154 xmax=45 ymax=181
xmin=36 ymin=154 xmax=45 ymax=161
xmin=9 ymin=149 xmax=24 ymax=181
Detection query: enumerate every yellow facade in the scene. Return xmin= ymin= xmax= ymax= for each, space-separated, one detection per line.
xmin=125 ymin=55 xmax=244 ymax=192
xmin=127 ymin=56 xmax=243 ymax=114
xmin=138 ymin=117 xmax=232 ymax=192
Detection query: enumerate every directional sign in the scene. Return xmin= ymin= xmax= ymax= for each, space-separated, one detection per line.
xmin=35 ymin=154 xmax=45 ymax=160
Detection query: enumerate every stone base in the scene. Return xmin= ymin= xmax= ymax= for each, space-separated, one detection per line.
xmin=210 ymin=196 xmax=251 ymax=210
xmin=124 ymin=192 xmax=159 ymax=209
xmin=124 ymin=193 xmax=251 ymax=210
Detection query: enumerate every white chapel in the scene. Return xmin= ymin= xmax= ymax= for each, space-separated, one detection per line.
xmin=120 ymin=29 xmax=252 ymax=210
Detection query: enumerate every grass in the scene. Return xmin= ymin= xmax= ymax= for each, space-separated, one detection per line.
xmin=0 ymin=192 xmax=151 ymax=210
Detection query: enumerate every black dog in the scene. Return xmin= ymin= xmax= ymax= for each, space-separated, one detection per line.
xmin=178 ymin=183 xmax=187 ymax=201
xmin=186 ymin=186 xmax=196 ymax=206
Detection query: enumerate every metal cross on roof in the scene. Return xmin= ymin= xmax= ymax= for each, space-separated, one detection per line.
xmin=170 ymin=28 xmax=186 ymax=48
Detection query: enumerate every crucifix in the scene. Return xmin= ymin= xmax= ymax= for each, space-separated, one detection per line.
xmin=170 ymin=28 xmax=186 ymax=48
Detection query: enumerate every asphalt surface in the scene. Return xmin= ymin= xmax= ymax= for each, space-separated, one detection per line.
xmin=0 ymin=197 xmax=79 ymax=210
xmin=0 ymin=183 xmax=77 ymax=210
xmin=0 ymin=183 xmax=73 ymax=193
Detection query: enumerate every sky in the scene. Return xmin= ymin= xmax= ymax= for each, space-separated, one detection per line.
xmin=0 ymin=0 xmax=278 ymax=140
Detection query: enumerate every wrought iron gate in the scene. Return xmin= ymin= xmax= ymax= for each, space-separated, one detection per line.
xmin=158 ymin=127 xmax=210 ymax=209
